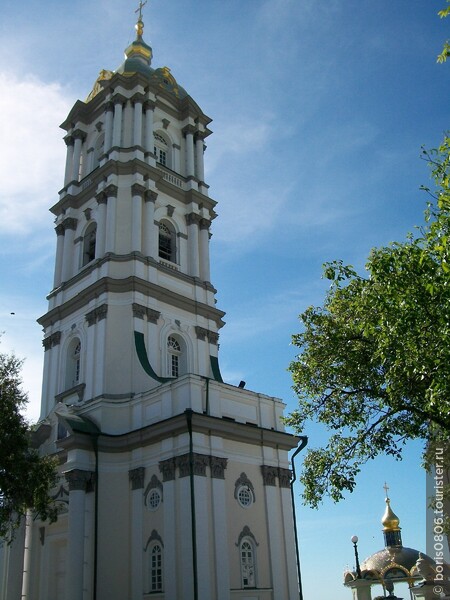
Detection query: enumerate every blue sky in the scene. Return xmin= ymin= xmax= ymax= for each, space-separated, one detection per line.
xmin=0 ymin=1 xmax=448 ymax=598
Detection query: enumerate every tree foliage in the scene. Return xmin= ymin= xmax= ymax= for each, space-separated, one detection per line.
xmin=286 ymin=135 xmax=450 ymax=510
xmin=438 ymin=0 xmax=450 ymax=63
xmin=0 ymin=349 xmax=57 ymax=541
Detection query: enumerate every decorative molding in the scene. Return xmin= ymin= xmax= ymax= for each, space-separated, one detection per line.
xmin=62 ymin=217 xmax=78 ymax=231
xmin=167 ymin=204 xmax=175 ymax=217
xmin=144 ymin=474 xmax=164 ymax=506
xmin=72 ymin=129 xmax=87 ymax=142
xmin=234 ymin=473 xmax=255 ymax=501
xmin=278 ymin=467 xmax=292 ymax=488
xmin=131 ymin=182 xmax=146 ymax=197
xmin=235 ymin=525 xmax=259 ymax=548
xmin=185 ymin=212 xmax=202 ymax=226
xmin=209 ymin=456 xmax=228 ymax=479
xmin=55 ymin=223 xmax=65 ymax=236
xmin=143 ymin=99 xmax=156 ymax=111
xmin=42 ymin=331 xmax=61 ymax=351
xmin=159 ymin=458 xmax=176 ymax=482
xmin=162 ymin=118 xmax=170 ymax=129
xmin=194 ymin=326 xmax=219 ymax=345
xmin=195 ymin=326 xmax=208 ymax=341
xmin=104 ymin=184 xmax=118 ymax=198
xmin=207 ymin=331 xmax=219 ymax=345
xmin=261 ymin=465 xmax=278 ymax=486
xmin=129 ymin=466 xmax=145 ymax=490
xmin=131 ymin=92 xmax=146 ymax=105
xmin=84 ymin=208 xmax=92 ymax=221
xmin=199 ymin=218 xmax=211 ymax=230
xmin=65 ymin=469 xmax=94 ymax=492
xmin=85 ymin=304 xmax=108 ymax=327
xmin=132 ymin=303 xmax=160 ymax=323
xmin=144 ymin=189 xmax=158 ymax=203
xmin=176 ymin=453 xmax=209 ymax=478
xmin=96 ymin=191 xmax=108 ymax=205
xmin=144 ymin=529 xmax=164 ymax=551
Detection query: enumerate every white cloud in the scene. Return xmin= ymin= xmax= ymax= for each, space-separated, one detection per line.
xmin=0 ymin=72 xmax=72 ymax=236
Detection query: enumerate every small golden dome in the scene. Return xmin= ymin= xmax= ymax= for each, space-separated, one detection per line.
xmin=382 ymin=497 xmax=401 ymax=531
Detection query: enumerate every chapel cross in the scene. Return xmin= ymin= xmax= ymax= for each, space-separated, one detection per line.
xmin=383 ymin=482 xmax=390 ymax=498
xmin=135 ymin=0 xmax=147 ymax=21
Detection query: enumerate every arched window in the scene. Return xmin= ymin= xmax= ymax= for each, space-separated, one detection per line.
xmin=82 ymin=223 xmax=97 ymax=266
xmin=158 ymin=221 xmax=176 ymax=263
xmin=66 ymin=338 xmax=81 ymax=389
xmin=154 ymin=132 xmax=170 ymax=168
xmin=150 ymin=543 xmax=163 ymax=592
xmin=167 ymin=335 xmax=181 ymax=377
xmin=92 ymin=133 xmax=105 ymax=171
xmin=240 ymin=539 xmax=256 ymax=588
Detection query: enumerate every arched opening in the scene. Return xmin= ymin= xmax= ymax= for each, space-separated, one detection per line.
xmin=240 ymin=538 xmax=256 ymax=588
xmin=82 ymin=222 xmax=97 ymax=266
xmin=167 ymin=334 xmax=187 ymax=377
xmin=149 ymin=543 xmax=163 ymax=592
xmin=92 ymin=132 xmax=105 ymax=171
xmin=65 ymin=338 xmax=81 ymax=389
xmin=158 ymin=220 xmax=177 ymax=263
xmin=154 ymin=132 xmax=171 ymax=168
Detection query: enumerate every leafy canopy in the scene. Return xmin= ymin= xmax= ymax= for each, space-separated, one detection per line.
xmin=0 ymin=349 xmax=57 ymax=541
xmin=286 ymin=135 xmax=450 ymax=509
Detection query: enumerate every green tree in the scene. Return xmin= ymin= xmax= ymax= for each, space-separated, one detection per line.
xmin=438 ymin=0 xmax=450 ymax=63
xmin=0 ymin=349 xmax=57 ymax=541
xmin=286 ymin=136 xmax=450 ymax=511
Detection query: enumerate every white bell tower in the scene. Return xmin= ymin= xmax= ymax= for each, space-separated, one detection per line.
xmin=0 ymin=9 xmax=304 ymax=600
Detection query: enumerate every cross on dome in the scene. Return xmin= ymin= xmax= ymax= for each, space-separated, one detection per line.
xmin=135 ymin=0 xmax=147 ymax=21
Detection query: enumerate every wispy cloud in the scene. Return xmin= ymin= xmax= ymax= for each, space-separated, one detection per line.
xmin=0 ymin=72 xmax=71 ymax=237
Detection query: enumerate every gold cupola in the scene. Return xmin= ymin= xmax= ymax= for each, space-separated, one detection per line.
xmin=381 ymin=484 xmax=403 ymax=547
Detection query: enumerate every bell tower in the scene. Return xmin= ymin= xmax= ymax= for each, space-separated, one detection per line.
xmin=1 ymin=8 xmax=303 ymax=600
xmin=38 ymin=10 xmax=225 ymax=421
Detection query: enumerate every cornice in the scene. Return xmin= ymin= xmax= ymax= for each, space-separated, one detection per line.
xmin=57 ymin=410 xmax=300 ymax=454
xmin=53 ymin=158 xmax=217 ymax=217
xmin=40 ymin=273 xmax=224 ymax=329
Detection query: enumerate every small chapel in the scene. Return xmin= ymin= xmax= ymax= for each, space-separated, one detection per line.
xmin=0 ymin=6 xmax=302 ymax=600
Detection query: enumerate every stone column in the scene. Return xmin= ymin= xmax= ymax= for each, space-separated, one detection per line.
xmin=186 ymin=213 xmax=200 ymax=278
xmin=210 ymin=457 xmax=230 ymax=600
xmin=65 ymin=469 xmax=93 ymax=600
xmin=104 ymin=185 xmax=118 ymax=253
xmin=71 ymin=130 xmax=85 ymax=182
xmin=144 ymin=100 xmax=155 ymax=165
xmin=133 ymin=94 xmax=144 ymax=147
xmin=95 ymin=192 xmax=107 ymax=258
xmin=172 ymin=143 xmax=181 ymax=173
xmin=131 ymin=183 xmax=145 ymax=253
xmin=61 ymin=217 xmax=78 ymax=283
xmin=278 ymin=468 xmax=300 ymax=600
xmin=104 ymin=101 xmax=114 ymax=155
xmin=112 ymin=97 xmax=124 ymax=148
xmin=53 ymin=223 xmax=65 ymax=288
xmin=184 ymin=126 xmax=195 ymax=178
xmin=20 ymin=510 xmax=33 ymax=600
xmin=64 ymin=135 xmax=74 ymax=186
xmin=261 ymin=465 xmax=287 ymax=599
xmin=144 ymin=190 xmax=157 ymax=257
xmin=195 ymin=134 xmax=205 ymax=182
xmin=129 ymin=468 xmax=145 ymax=600
xmin=199 ymin=219 xmax=211 ymax=282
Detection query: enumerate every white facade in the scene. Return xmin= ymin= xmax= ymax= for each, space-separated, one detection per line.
xmin=0 ymin=16 xmax=301 ymax=600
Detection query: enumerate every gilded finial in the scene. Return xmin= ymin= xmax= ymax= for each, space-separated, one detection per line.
xmin=381 ymin=484 xmax=400 ymax=531
xmin=135 ymin=0 xmax=147 ymax=38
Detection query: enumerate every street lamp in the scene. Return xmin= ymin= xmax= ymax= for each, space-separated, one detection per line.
xmin=351 ymin=535 xmax=362 ymax=579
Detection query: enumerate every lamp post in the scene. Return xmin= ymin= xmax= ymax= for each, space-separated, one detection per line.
xmin=351 ymin=535 xmax=362 ymax=579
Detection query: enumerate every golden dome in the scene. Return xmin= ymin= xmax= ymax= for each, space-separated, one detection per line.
xmin=382 ymin=497 xmax=400 ymax=531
